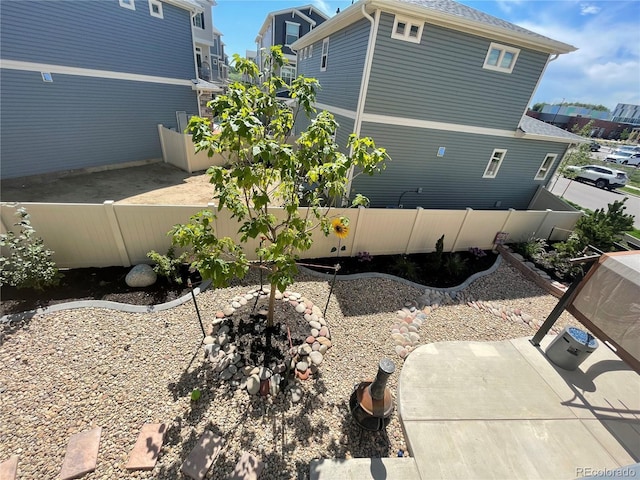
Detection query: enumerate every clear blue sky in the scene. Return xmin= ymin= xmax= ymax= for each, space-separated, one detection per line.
xmin=213 ymin=0 xmax=640 ymax=111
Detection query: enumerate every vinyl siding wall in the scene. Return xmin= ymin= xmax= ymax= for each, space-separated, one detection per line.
xmin=297 ymin=18 xmax=370 ymax=112
xmin=353 ymin=122 xmax=568 ymax=210
xmin=274 ymin=8 xmax=327 ymax=57
xmin=364 ymin=12 xmax=549 ymax=131
xmin=0 ymin=70 xmax=198 ymax=179
xmin=0 ymin=0 xmax=195 ymax=79
xmin=0 ymin=0 xmax=199 ymax=179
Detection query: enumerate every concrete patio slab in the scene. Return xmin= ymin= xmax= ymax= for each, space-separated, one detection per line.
xmin=398 ymin=336 xmax=640 ymax=480
xmin=398 ymin=340 xmax=570 ymax=420
xmin=310 ymin=457 xmax=421 ymax=479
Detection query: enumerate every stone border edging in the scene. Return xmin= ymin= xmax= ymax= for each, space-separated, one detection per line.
xmin=0 ymin=280 xmax=213 ymax=324
xmin=496 ymin=245 xmax=568 ymax=298
xmin=297 ymin=254 xmax=503 ymax=293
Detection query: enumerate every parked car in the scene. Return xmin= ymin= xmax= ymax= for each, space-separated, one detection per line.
xmin=564 ymin=165 xmax=628 ymax=190
xmin=612 ymin=145 xmax=640 ymax=155
xmin=589 ymin=141 xmax=601 ymax=152
xmin=605 ymin=151 xmax=640 ymax=167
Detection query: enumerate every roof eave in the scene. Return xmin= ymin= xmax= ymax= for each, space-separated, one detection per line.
xmin=163 ymin=0 xmax=204 ymax=13
xmin=521 ymin=133 xmax=587 ymax=144
xmin=293 ymin=0 xmax=576 ymax=54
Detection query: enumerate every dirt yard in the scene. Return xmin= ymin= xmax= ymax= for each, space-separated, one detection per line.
xmin=0 ymin=162 xmax=216 ymax=205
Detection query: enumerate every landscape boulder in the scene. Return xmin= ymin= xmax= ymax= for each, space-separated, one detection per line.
xmin=125 ymin=264 xmax=157 ymax=288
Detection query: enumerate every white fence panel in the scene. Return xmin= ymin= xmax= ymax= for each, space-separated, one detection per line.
xmin=448 ymin=209 xmax=509 ymax=251
xmin=502 ymin=210 xmax=549 ymax=243
xmin=114 ymin=204 xmax=206 ymax=265
xmin=0 ymin=203 xmax=122 ymax=268
xmin=352 ymin=208 xmax=417 ymax=255
xmin=0 ymin=202 xmax=581 ymax=269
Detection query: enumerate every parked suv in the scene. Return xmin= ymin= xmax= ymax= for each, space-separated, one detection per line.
xmin=605 ymin=151 xmax=640 ymax=167
xmin=589 ymin=141 xmax=601 ymax=152
xmin=565 ymin=165 xmax=628 ymax=190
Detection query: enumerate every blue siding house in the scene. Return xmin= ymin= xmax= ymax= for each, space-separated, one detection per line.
xmin=292 ymin=0 xmax=584 ymax=210
xmin=255 ymin=5 xmax=329 ymax=85
xmin=0 ymin=0 xmax=215 ymax=179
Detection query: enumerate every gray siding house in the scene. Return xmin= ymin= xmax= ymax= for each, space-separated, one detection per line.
xmin=0 ymin=0 xmax=217 ymax=179
xmin=255 ymin=5 xmax=329 ymax=85
xmin=292 ymin=0 xmax=584 ymax=210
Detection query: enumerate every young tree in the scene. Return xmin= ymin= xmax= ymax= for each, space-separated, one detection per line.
xmin=171 ymin=47 xmax=388 ymax=326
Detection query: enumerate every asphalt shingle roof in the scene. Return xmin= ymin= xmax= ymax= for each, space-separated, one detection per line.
xmin=519 ymin=116 xmax=586 ymax=142
xmin=397 ymin=0 xmax=561 ymax=45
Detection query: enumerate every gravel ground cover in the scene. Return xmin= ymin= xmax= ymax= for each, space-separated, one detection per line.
xmin=0 ymin=263 xmax=581 ymax=480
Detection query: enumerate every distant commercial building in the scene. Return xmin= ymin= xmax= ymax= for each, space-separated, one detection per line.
xmin=611 ymin=104 xmax=640 ymax=125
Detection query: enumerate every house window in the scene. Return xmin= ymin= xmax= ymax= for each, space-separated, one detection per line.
xmin=321 ymin=38 xmax=329 ymax=71
xmin=535 ymin=153 xmax=557 ymax=180
xmin=119 ymin=0 xmax=135 ymax=10
xmin=281 ymin=65 xmax=296 ymax=85
xmin=483 ymin=149 xmax=507 ymax=178
xmin=303 ymin=47 xmax=307 ymax=59
xmin=309 ymin=44 xmax=313 ymax=58
xmin=148 ymin=0 xmax=163 ymax=18
xmin=193 ymin=12 xmax=205 ymax=29
xmin=483 ymin=42 xmax=520 ymax=73
xmin=391 ymin=15 xmax=423 ymax=44
xmin=285 ymin=22 xmax=300 ymax=46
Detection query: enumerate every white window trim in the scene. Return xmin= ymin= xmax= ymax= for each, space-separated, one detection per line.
xmin=309 ymin=44 xmax=313 ymax=58
xmin=535 ymin=153 xmax=557 ymax=180
xmin=391 ymin=15 xmax=423 ymax=44
xmin=320 ymin=38 xmax=329 ymax=72
xmin=483 ymin=149 xmax=507 ymax=178
xmin=483 ymin=42 xmax=520 ymax=73
xmin=148 ymin=0 xmax=163 ymax=18
xmin=285 ymin=21 xmax=300 ymax=47
xmin=119 ymin=0 xmax=135 ymax=10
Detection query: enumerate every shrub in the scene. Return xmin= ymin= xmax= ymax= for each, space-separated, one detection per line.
xmin=391 ymin=255 xmax=420 ymax=282
xmin=147 ymin=246 xmax=188 ymax=284
xmin=444 ymin=253 xmax=468 ymax=277
xmin=0 ymin=207 xmax=61 ymax=290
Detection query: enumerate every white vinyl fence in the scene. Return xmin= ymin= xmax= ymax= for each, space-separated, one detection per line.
xmin=0 ymin=199 xmax=582 ymax=269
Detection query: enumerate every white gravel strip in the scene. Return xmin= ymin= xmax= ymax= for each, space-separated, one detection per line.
xmin=0 ymin=264 xmax=581 ymax=479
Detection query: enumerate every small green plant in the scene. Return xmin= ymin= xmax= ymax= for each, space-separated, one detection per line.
xmin=444 ymin=253 xmax=468 ymax=277
xmin=522 ymin=236 xmax=548 ymax=261
xmin=0 ymin=207 xmax=61 ymax=290
xmin=190 ymin=388 xmax=201 ymax=402
xmin=391 ymin=255 xmax=420 ymax=282
xmin=147 ymin=246 xmax=188 ymax=284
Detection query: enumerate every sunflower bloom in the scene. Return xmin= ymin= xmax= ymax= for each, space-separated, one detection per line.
xmin=332 ymin=218 xmax=349 ymax=239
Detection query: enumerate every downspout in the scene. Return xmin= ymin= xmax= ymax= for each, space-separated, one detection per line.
xmin=519 ymin=53 xmax=559 ymax=128
xmin=344 ymin=6 xmax=381 ymax=204
xmin=190 ymin=12 xmax=203 ymax=116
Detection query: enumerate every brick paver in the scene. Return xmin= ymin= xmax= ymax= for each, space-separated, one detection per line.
xmin=228 ymin=452 xmax=264 ymax=480
xmin=0 ymin=456 xmax=19 ymax=480
xmin=180 ymin=431 xmax=224 ymax=480
xmin=59 ymin=428 xmax=102 ymax=480
xmin=126 ymin=423 xmax=166 ymax=471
